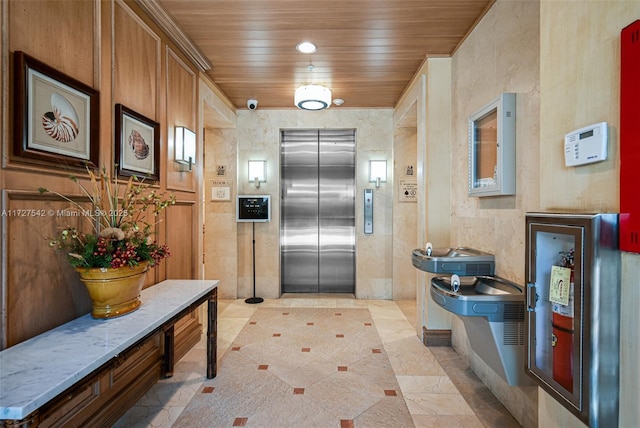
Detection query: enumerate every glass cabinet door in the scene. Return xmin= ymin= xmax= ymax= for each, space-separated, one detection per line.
xmin=526 ymin=222 xmax=585 ymax=411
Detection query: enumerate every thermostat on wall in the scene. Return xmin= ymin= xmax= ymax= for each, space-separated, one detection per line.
xmin=564 ymin=122 xmax=608 ymax=167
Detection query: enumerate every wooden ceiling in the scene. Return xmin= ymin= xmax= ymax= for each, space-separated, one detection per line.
xmin=157 ymin=0 xmax=494 ymax=109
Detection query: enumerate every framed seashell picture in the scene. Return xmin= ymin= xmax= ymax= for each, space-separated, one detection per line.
xmin=13 ymin=51 xmax=99 ymax=169
xmin=115 ymin=104 xmax=160 ymax=181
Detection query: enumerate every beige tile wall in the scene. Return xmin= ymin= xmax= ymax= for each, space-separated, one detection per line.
xmin=538 ymin=1 xmax=640 ymax=427
xmin=449 ymin=1 xmax=541 ymax=426
xmin=444 ymin=0 xmax=640 ymax=426
xmin=423 ymin=59 xmax=455 ymax=331
xmin=201 ymin=78 xmax=238 ymax=298
xmin=204 ymin=127 xmax=239 ymax=299
xmin=231 ymin=109 xmax=395 ymax=299
xmin=393 ymin=126 xmax=418 ymax=299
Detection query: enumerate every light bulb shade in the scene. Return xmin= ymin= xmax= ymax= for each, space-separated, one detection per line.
xmin=369 ymin=160 xmax=387 ymax=187
xmin=248 ymin=160 xmax=266 ymax=187
xmin=175 ymin=126 xmax=196 ymax=167
xmin=294 ymin=85 xmax=332 ymax=110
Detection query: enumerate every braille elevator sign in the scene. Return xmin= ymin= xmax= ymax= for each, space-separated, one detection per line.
xmin=211 ymin=179 xmax=232 ymax=201
xmin=399 ymin=180 xmax=417 ymax=203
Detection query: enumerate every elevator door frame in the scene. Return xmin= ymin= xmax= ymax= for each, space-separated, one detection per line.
xmin=280 ymin=128 xmax=356 ymax=295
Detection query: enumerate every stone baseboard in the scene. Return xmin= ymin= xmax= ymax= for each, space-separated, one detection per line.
xmin=422 ymin=327 xmax=452 ymax=347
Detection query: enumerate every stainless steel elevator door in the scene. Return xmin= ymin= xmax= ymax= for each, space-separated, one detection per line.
xmin=281 ymin=129 xmax=355 ymax=294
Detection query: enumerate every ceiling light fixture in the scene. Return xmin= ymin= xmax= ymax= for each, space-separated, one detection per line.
xmin=296 ymin=42 xmax=317 ymax=54
xmin=294 ymin=85 xmax=332 ymax=111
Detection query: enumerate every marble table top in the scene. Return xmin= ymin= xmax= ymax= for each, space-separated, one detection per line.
xmin=0 ymin=279 xmax=218 ymax=420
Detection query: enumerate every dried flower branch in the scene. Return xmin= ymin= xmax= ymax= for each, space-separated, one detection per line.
xmin=40 ymin=166 xmax=175 ymax=268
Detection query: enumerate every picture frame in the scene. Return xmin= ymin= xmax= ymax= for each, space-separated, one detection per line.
xmin=13 ymin=51 xmax=99 ymax=168
xmin=115 ymin=104 xmax=160 ymax=181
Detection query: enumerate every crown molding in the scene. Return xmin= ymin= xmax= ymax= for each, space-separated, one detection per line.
xmin=135 ymin=0 xmax=212 ymax=71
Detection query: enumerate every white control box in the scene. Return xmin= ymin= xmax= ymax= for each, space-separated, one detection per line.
xmin=564 ymin=122 xmax=608 ymax=167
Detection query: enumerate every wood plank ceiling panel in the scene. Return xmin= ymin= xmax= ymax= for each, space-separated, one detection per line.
xmin=159 ymin=0 xmax=494 ymax=109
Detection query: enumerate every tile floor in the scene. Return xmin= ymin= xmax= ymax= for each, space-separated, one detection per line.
xmin=114 ymin=297 xmax=518 ymax=427
xmin=173 ymin=307 xmax=414 ymax=427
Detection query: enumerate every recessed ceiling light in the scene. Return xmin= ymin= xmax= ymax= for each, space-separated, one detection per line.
xmin=296 ymin=42 xmax=317 ymax=54
xmin=333 ymin=98 xmax=344 ymax=106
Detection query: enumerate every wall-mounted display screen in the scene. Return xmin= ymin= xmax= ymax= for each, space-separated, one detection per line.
xmin=237 ymin=195 xmax=271 ymax=222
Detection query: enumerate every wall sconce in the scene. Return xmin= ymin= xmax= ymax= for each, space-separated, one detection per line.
xmin=175 ymin=126 xmax=196 ymax=172
xmin=248 ymin=160 xmax=266 ymax=188
xmin=369 ymin=160 xmax=387 ymax=188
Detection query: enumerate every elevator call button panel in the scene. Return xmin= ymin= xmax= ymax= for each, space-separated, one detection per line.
xmin=364 ymin=189 xmax=373 ymax=234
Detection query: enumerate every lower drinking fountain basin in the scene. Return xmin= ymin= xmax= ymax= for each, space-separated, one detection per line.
xmin=430 ymin=275 xmax=524 ymax=319
xmin=430 ymin=275 xmax=531 ymax=386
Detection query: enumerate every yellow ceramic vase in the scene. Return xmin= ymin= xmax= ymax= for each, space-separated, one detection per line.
xmin=76 ymin=261 xmax=149 ymax=319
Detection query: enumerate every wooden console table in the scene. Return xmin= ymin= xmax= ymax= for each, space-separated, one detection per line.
xmin=0 ymin=279 xmax=218 ymax=427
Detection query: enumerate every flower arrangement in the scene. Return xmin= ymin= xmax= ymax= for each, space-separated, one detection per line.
xmin=40 ymin=167 xmax=175 ymax=269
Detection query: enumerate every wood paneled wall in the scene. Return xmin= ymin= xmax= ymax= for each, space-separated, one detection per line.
xmin=166 ymin=47 xmax=197 ymax=192
xmin=164 ymin=201 xmax=196 ymax=280
xmin=0 ymin=0 xmax=201 ymax=348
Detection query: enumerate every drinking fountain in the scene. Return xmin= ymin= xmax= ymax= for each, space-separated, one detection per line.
xmin=412 ymin=243 xmax=531 ymax=386
xmin=411 ymin=244 xmax=495 ymax=276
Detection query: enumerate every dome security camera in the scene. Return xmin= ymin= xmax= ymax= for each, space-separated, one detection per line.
xmin=247 ymin=99 xmax=258 ymax=110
